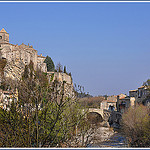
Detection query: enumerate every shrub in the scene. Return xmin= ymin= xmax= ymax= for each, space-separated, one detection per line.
xmin=122 ymin=105 xmax=150 ymax=147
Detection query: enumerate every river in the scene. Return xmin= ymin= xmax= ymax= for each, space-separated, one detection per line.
xmin=88 ymin=126 xmax=128 ymax=148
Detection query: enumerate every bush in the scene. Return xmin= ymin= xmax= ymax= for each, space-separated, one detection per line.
xmin=122 ymin=105 xmax=150 ymax=147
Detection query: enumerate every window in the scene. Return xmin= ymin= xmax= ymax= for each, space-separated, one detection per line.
xmin=0 ymin=36 xmax=2 ymax=39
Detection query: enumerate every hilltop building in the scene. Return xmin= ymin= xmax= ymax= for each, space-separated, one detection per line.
xmin=0 ymin=28 xmax=47 ymax=80
xmin=0 ymin=28 xmax=73 ymax=85
xmin=0 ymin=28 xmax=73 ymax=105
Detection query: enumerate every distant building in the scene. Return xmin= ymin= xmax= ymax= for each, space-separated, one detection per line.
xmin=101 ymin=94 xmax=126 ymax=111
xmin=107 ymin=95 xmax=117 ymax=101
xmin=117 ymin=96 xmax=135 ymax=114
xmin=117 ymin=85 xmax=150 ymax=113
xmin=129 ymin=85 xmax=150 ymax=106
xmin=129 ymin=89 xmax=138 ymax=98
xmin=107 ymin=100 xmax=117 ymax=111
xmin=0 ymin=88 xmax=18 ymax=110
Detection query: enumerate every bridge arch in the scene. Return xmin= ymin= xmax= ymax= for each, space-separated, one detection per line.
xmin=88 ymin=108 xmax=103 ymax=117
xmin=87 ymin=112 xmax=103 ymax=124
xmin=88 ymin=108 xmax=112 ymax=121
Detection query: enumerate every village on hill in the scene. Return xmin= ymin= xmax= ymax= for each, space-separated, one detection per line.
xmin=0 ymin=28 xmax=150 ymax=148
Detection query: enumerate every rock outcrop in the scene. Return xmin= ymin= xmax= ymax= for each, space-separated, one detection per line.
xmin=4 ymin=59 xmax=25 ymax=80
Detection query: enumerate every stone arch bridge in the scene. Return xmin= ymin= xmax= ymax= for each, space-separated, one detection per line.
xmin=87 ymin=108 xmax=121 ymax=122
xmin=88 ymin=108 xmax=110 ymax=121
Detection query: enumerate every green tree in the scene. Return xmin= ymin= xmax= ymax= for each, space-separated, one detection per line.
xmin=44 ymin=56 xmax=55 ymax=72
xmin=0 ymin=48 xmax=2 ymax=59
xmin=69 ymin=72 xmax=71 ymax=76
xmin=142 ymin=79 xmax=150 ymax=105
xmin=0 ymin=63 xmax=92 ymax=147
xmin=64 ymin=66 xmax=66 ymax=73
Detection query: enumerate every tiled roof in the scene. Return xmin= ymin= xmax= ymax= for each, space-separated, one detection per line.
xmin=138 ymin=86 xmax=145 ymax=89
xmin=0 ymin=28 xmax=7 ymax=33
xmin=38 ymin=55 xmax=46 ymax=58
xmin=129 ymin=89 xmax=138 ymax=92
xmin=119 ymin=96 xmax=126 ymax=100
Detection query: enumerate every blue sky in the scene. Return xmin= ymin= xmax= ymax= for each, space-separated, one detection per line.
xmin=1 ymin=2 xmax=150 ymax=96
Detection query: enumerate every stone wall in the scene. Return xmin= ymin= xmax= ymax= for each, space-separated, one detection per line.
xmin=37 ymin=54 xmax=47 ymax=72
xmin=47 ymin=72 xmax=72 ymax=85
xmin=2 ymin=43 xmax=38 ymax=69
xmin=47 ymin=72 xmax=74 ymax=99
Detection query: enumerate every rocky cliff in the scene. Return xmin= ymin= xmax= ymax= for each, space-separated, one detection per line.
xmin=3 ymin=59 xmax=25 ymax=80
xmin=0 ymin=58 xmax=7 ymax=84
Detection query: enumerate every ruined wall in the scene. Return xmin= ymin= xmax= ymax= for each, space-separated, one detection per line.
xmin=37 ymin=55 xmax=47 ymax=72
xmin=47 ymin=72 xmax=74 ymax=98
xmin=47 ymin=72 xmax=72 ymax=85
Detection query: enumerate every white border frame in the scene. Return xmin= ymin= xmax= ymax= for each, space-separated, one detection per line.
xmin=0 ymin=0 xmax=150 ymax=149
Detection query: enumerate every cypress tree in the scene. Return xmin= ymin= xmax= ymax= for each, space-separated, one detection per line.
xmin=64 ymin=66 xmax=66 ymax=73
xmin=44 ymin=56 xmax=55 ymax=72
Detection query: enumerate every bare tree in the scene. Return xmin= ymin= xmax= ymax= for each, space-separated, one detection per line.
xmin=56 ymin=62 xmax=63 ymax=72
xmin=0 ymin=62 xmax=95 ymax=147
xmin=122 ymin=105 xmax=150 ymax=147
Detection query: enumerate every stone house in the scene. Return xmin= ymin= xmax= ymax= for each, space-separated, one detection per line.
xmin=116 ymin=96 xmax=135 ymax=114
xmin=107 ymin=95 xmax=117 ymax=101
xmin=129 ymin=85 xmax=150 ymax=106
xmin=129 ymin=89 xmax=138 ymax=97
xmin=0 ymin=88 xmax=18 ymax=110
xmin=100 ymin=99 xmax=117 ymax=111
xmin=106 ymin=94 xmax=126 ymax=112
xmin=116 ymin=85 xmax=150 ymax=113
xmin=107 ymin=100 xmax=117 ymax=111
xmin=101 ymin=94 xmax=126 ymax=111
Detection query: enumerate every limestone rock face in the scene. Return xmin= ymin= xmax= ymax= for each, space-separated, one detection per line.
xmin=4 ymin=59 xmax=25 ymax=80
xmin=0 ymin=59 xmax=7 ymax=83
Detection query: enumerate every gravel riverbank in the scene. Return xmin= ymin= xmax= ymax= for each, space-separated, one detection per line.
xmin=88 ymin=126 xmax=128 ymax=148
